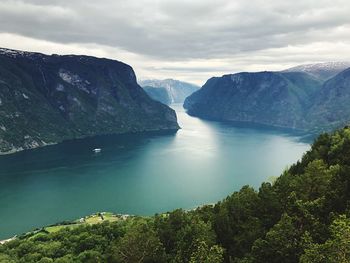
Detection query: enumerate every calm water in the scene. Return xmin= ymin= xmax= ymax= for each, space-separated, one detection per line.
xmin=0 ymin=104 xmax=311 ymax=239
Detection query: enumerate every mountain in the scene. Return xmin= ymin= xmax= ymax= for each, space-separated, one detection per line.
xmin=283 ymin=62 xmax=350 ymax=81
xmin=142 ymin=86 xmax=172 ymax=105
xmin=0 ymin=48 xmax=179 ymax=154
xmin=2 ymin=126 xmax=350 ymax=262
xmin=307 ymin=68 xmax=350 ymax=130
xmin=184 ymin=71 xmax=322 ymax=130
xmin=139 ymin=79 xmax=199 ymax=104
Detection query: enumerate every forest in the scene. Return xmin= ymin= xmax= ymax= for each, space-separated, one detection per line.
xmin=1 ymin=127 xmax=350 ymax=262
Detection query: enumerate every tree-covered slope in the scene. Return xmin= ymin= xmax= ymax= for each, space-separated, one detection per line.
xmin=184 ymin=68 xmax=350 ymax=132
xmin=0 ymin=48 xmax=179 ymax=154
xmin=2 ymin=126 xmax=350 ymax=262
xmin=184 ymin=71 xmax=322 ymax=130
xmin=307 ymin=68 xmax=350 ymax=131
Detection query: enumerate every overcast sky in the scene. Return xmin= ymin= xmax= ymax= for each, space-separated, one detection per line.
xmin=0 ymin=0 xmax=350 ymax=85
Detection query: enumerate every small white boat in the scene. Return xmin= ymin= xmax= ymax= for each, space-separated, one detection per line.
xmin=93 ymin=148 xmax=101 ymax=153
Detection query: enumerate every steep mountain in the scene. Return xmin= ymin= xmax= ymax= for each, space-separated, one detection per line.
xmin=0 ymin=48 xmax=179 ymax=154
xmin=184 ymin=71 xmax=322 ymax=129
xmin=139 ymin=79 xmax=199 ymax=104
xmin=307 ymin=68 xmax=350 ymax=130
xmin=283 ymin=62 xmax=350 ymax=81
xmin=142 ymin=86 xmax=172 ymax=105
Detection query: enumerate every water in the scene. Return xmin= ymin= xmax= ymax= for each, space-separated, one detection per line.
xmin=0 ymin=104 xmax=311 ymax=239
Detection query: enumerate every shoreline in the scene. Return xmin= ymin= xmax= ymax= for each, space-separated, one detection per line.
xmin=0 ymin=203 xmax=215 ymax=243
xmin=0 ymin=236 xmax=16 ymax=245
xmin=0 ymin=212 xmax=133 ymax=244
xmin=0 ymin=127 xmax=180 ymax=156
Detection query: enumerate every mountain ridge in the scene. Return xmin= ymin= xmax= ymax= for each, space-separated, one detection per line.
xmin=283 ymin=61 xmax=350 ymax=81
xmin=184 ymin=66 xmax=350 ymax=132
xmin=0 ymin=47 xmax=179 ymax=154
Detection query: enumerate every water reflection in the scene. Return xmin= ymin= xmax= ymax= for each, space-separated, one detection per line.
xmin=0 ymin=104 xmax=311 ymax=238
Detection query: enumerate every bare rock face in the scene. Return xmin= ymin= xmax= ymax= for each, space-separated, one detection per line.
xmin=140 ymin=79 xmax=199 ymax=104
xmin=0 ymin=48 xmax=179 ymax=154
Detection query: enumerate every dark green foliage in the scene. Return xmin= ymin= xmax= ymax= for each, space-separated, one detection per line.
xmin=300 ymin=215 xmax=350 ymax=263
xmin=250 ymin=214 xmax=303 ymax=263
xmin=154 ymin=209 xmax=217 ymax=262
xmin=213 ymin=186 xmax=264 ymax=260
xmin=189 ymin=241 xmax=224 ymax=263
xmin=113 ymin=221 xmax=166 ymax=263
xmin=2 ymin=127 xmax=350 ymax=262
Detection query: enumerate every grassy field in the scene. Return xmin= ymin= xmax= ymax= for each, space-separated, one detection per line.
xmin=28 ymin=212 xmax=129 ymax=237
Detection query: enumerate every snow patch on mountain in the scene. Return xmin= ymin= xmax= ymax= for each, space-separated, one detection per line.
xmin=283 ymin=62 xmax=350 ymax=81
xmin=0 ymin=47 xmax=43 ymax=60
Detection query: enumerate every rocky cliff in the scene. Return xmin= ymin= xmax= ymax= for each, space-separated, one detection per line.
xmin=140 ymin=79 xmax=199 ymax=104
xmin=0 ymin=48 xmax=179 ymax=154
xmin=142 ymin=86 xmax=172 ymax=105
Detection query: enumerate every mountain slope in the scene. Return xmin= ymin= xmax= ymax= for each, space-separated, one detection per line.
xmin=283 ymin=62 xmax=350 ymax=81
xmin=0 ymin=48 xmax=179 ymax=154
xmin=184 ymin=71 xmax=322 ymax=129
xmin=307 ymin=68 xmax=350 ymax=130
xmin=139 ymin=79 xmax=199 ymax=104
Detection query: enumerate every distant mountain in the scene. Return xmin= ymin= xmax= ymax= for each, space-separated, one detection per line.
xmin=184 ymin=67 xmax=350 ymax=132
xmin=307 ymin=68 xmax=350 ymax=130
xmin=139 ymin=79 xmax=199 ymax=104
xmin=184 ymin=71 xmax=322 ymax=130
xmin=142 ymin=86 xmax=172 ymax=105
xmin=0 ymin=48 xmax=179 ymax=154
xmin=283 ymin=62 xmax=350 ymax=81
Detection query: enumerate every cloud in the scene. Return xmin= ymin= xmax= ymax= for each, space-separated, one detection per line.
xmin=0 ymin=0 xmax=350 ymax=85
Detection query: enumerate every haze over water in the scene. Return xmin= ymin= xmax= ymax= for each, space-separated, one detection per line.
xmin=0 ymin=105 xmax=311 ymax=239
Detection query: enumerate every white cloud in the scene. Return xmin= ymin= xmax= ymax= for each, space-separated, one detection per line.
xmin=0 ymin=0 xmax=350 ymax=85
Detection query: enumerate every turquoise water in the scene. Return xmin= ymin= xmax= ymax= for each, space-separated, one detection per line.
xmin=0 ymin=104 xmax=311 ymax=239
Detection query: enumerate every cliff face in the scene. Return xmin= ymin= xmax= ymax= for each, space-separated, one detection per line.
xmin=184 ymin=71 xmax=322 ymax=130
xmin=0 ymin=48 xmax=179 ymax=154
xmin=142 ymin=86 xmax=172 ymax=105
xmin=140 ymin=79 xmax=199 ymax=104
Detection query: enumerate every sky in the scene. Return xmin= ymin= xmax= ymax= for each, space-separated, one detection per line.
xmin=0 ymin=0 xmax=350 ymax=86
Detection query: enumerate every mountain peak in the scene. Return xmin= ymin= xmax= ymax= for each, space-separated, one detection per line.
xmin=0 ymin=47 xmax=44 ymax=59
xmin=283 ymin=62 xmax=350 ymax=81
